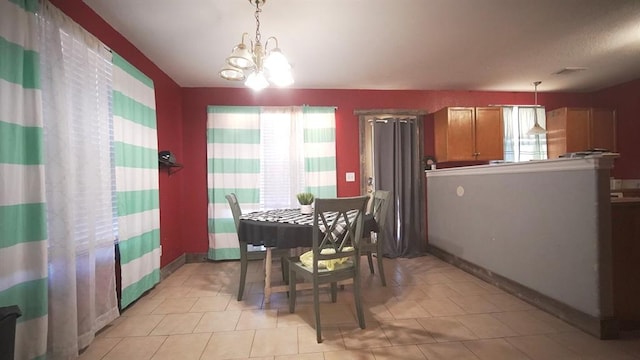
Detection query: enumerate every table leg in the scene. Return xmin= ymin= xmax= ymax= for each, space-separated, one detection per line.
xmin=264 ymin=247 xmax=272 ymax=304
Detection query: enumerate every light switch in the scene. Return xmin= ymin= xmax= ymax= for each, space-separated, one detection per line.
xmin=345 ymin=172 xmax=355 ymax=182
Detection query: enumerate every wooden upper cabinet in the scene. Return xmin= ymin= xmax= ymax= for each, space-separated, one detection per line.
xmin=591 ymin=108 xmax=617 ymax=152
xmin=475 ymin=107 xmax=504 ymax=161
xmin=434 ymin=106 xmax=503 ymax=162
xmin=435 ymin=107 xmax=474 ymax=161
xmin=546 ymin=107 xmax=617 ymax=159
xmin=565 ymin=108 xmax=591 ymax=153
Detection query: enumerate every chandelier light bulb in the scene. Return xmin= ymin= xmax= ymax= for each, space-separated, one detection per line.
xmin=269 ymin=69 xmax=294 ymax=87
xmin=264 ymin=49 xmax=290 ymax=72
xmin=245 ymin=71 xmax=269 ymax=91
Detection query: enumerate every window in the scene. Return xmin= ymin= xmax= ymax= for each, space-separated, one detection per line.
xmin=259 ymin=107 xmax=305 ymax=209
xmin=503 ymin=106 xmax=548 ymax=162
xmin=38 ymin=2 xmax=120 ymax=354
xmin=206 ymin=105 xmax=337 ymax=260
xmin=40 ymin=13 xmax=117 ymax=251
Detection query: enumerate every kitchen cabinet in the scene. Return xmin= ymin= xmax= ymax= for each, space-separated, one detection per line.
xmin=434 ymin=106 xmax=503 ymax=162
xmin=546 ymin=107 xmax=616 ymax=159
xmin=611 ymin=198 xmax=640 ymax=330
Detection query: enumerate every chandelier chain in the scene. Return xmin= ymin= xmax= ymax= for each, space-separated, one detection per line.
xmin=254 ymin=1 xmax=262 ymax=45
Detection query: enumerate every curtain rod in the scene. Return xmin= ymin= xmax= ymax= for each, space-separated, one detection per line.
xmin=489 ymin=104 xmax=544 ymax=107
xmin=302 ymin=104 xmax=338 ymax=109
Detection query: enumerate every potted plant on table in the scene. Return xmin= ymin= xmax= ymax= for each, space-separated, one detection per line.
xmin=296 ymin=192 xmax=315 ymax=214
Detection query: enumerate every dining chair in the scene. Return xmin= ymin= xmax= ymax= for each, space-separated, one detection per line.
xmin=288 ymin=195 xmax=369 ymax=343
xmin=225 ymin=193 xmax=289 ymax=301
xmin=361 ymin=190 xmax=391 ymax=286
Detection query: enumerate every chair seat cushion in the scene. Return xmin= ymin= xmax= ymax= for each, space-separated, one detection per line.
xmin=299 ymin=247 xmax=353 ymax=270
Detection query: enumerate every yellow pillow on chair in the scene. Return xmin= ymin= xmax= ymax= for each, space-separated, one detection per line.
xmin=299 ymin=247 xmax=354 ymax=270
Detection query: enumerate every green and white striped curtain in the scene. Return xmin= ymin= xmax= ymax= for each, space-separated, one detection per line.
xmin=112 ymin=53 xmax=161 ymax=308
xmin=302 ymin=106 xmax=337 ymax=198
xmin=0 ymin=0 xmax=48 ymax=359
xmin=206 ymin=106 xmax=336 ymax=260
xmin=206 ymin=106 xmax=261 ymax=260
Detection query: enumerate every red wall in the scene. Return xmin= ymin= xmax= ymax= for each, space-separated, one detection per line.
xmin=48 ymin=1 xmax=640 ymax=265
xmin=592 ymin=79 xmax=640 ymax=179
xmin=180 ymin=88 xmax=593 ymax=254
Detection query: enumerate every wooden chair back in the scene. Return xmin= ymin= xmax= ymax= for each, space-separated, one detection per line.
xmin=311 ymin=196 xmax=369 ymax=271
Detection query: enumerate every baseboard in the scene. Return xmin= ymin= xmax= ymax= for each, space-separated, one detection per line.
xmin=159 ymin=252 xmax=215 ymax=280
xmin=185 ymin=252 xmax=209 ymax=263
xmin=160 ymin=253 xmax=185 ymax=281
xmin=119 ymin=253 xmax=216 ymax=313
xmin=427 ymin=244 xmax=619 ymax=340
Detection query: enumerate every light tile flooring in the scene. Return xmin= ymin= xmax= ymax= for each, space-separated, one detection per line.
xmin=80 ymin=255 xmax=640 ymax=359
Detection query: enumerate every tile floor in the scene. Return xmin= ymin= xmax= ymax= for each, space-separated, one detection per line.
xmin=80 ymin=255 xmax=640 ymax=359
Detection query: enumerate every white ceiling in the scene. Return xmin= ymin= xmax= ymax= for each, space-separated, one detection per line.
xmin=82 ymin=0 xmax=640 ymax=92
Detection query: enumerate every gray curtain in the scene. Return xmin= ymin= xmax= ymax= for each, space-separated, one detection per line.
xmin=373 ymin=118 xmax=424 ymax=258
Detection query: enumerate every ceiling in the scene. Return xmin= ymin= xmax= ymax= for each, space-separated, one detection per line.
xmin=82 ymin=0 xmax=640 ymax=92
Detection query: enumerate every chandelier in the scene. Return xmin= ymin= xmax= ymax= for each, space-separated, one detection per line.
xmin=219 ymin=0 xmax=293 ymax=91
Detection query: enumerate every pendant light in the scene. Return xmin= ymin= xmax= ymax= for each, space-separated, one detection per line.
xmin=526 ymin=81 xmax=547 ymax=136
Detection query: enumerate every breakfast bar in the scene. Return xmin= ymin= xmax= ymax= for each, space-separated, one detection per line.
xmin=426 ymin=156 xmax=622 ymax=339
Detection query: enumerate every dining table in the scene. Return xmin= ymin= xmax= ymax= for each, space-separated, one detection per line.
xmin=238 ymin=208 xmax=378 ymax=303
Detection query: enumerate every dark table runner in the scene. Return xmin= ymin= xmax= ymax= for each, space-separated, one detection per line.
xmin=238 ymin=208 xmax=378 ymax=249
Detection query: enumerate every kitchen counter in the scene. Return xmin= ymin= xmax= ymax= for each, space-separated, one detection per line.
xmin=612 ymin=197 xmax=640 ymax=204
xmin=427 ymin=155 xmax=617 ymax=338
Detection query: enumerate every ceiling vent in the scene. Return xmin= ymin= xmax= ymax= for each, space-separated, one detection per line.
xmin=553 ymin=67 xmax=588 ymax=75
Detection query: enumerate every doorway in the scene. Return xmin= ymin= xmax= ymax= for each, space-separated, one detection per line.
xmin=355 ymin=109 xmax=427 ymax=258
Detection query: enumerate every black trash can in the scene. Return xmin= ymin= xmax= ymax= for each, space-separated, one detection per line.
xmin=0 ymin=305 xmax=22 ymax=360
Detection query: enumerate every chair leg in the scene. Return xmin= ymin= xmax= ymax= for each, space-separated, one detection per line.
xmin=353 ymin=271 xmax=365 ymax=330
xmin=237 ymin=245 xmax=248 ymax=301
xmin=330 ymin=282 xmax=338 ymax=303
xmin=366 ymin=252 xmax=375 ymax=274
xmin=376 ymin=237 xmax=387 ymax=286
xmin=313 ymin=280 xmax=322 ymax=343
xmin=281 ymin=256 xmax=289 ymax=284
xmin=376 ymin=253 xmax=386 ymax=287
xmin=288 ymin=264 xmax=296 ymax=313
